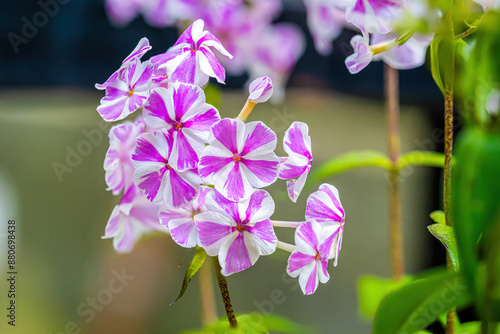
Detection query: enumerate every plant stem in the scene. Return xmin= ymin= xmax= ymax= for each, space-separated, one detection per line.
xmin=199 ymin=259 xmax=217 ymax=326
xmin=385 ymin=64 xmax=404 ymax=282
xmin=443 ymin=11 xmax=456 ymax=334
xmin=212 ymin=257 xmax=238 ymax=327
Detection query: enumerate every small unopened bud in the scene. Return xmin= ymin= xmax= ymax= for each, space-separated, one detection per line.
xmin=248 ymin=76 xmax=273 ymax=103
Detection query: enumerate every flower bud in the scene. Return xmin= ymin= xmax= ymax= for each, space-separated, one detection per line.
xmin=248 ymin=76 xmax=274 ymax=103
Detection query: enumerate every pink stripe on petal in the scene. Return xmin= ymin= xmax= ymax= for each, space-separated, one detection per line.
xmin=183 ymin=106 xmax=219 ymax=131
xmin=297 ymin=221 xmax=319 ymax=251
xmin=199 ymin=155 xmax=233 ymax=178
xmin=169 ymin=219 xmax=196 ymax=247
xmin=172 ymin=83 xmax=201 ymax=121
xmin=241 ymin=158 xmax=279 ymax=185
xmin=170 ymin=131 xmax=199 ymax=171
xmin=246 ymin=219 xmax=277 ymax=246
xmin=241 ymin=122 xmax=276 ymax=156
xmin=171 ymin=51 xmax=197 ymax=84
xmin=211 ymin=119 xmax=239 ymax=154
xmin=137 ymin=169 xmax=165 ymax=202
xmin=197 ymin=221 xmax=232 ymax=247
xmin=132 ymin=135 xmax=166 ymax=163
xmin=168 ymin=169 xmax=198 ymax=207
xmin=287 ymin=251 xmax=315 ymax=274
xmin=284 ymin=122 xmax=312 ymax=159
xmin=224 ymin=163 xmax=246 ymax=201
xmin=198 ymin=47 xmax=226 ymax=83
xmin=304 ymin=261 xmax=319 ymax=295
xmin=223 ymin=233 xmax=252 ymax=275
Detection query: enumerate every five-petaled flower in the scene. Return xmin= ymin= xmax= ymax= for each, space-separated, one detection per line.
xmin=306 ymin=183 xmax=345 ymax=266
xmin=279 ymin=121 xmax=313 ymax=203
xmin=159 ymin=186 xmax=210 ymax=248
xmin=150 ymin=19 xmax=233 ymax=87
xmin=345 ymin=30 xmax=373 ymax=74
xmin=198 ymin=118 xmax=280 ymax=202
xmin=287 ymin=220 xmax=337 ymax=295
xmin=195 ymin=188 xmax=278 ymax=276
xmin=143 ymin=83 xmax=220 ymax=171
xmin=131 ymin=131 xmax=202 ymax=207
xmin=345 ymin=0 xmax=402 ymax=34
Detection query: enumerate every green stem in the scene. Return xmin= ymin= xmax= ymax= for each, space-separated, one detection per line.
xmin=212 ymin=257 xmax=238 ymax=328
xmin=385 ymin=64 xmax=404 ymax=281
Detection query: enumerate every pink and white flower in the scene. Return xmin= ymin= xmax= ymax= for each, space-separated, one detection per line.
xmin=143 ymin=83 xmax=220 ymax=171
xmin=159 ymin=186 xmax=210 ymax=248
xmin=345 ymin=0 xmax=402 ymax=34
xmin=102 ymin=185 xmax=163 ymax=253
xmin=195 ymin=188 xmax=278 ymax=276
xmin=97 ymin=58 xmax=154 ymax=122
xmin=286 ymin=220 xmax=337 ymax=295
xmin=131 ymin=131 xmax=202 ymax=207
xmin=345 ymin=31 xmax=373 ymax=74
xmin=248 ymin=76 xmax=274 ymax=103
xmin=306 ymin=183 xmax=345 ymax=266
xmin=198 ymin=119 xmax=280 ymax=202
xmin=150 ymin=19 xmax=233 ymax=87
xmin=371 ymin=33 xmax=433 ymax=70
xmin=279 ymin=122 xmax=313 ymax=203
xmin=104 ymin=116 xmax=145 ymax=195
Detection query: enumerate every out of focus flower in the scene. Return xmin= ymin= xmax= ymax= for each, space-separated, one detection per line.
xmin=198 ymin=119 xmax=280 ymax=202
xmin=159 ymin=186 xmax=210 ymax=248
xmin=345 ymin=31 xmax=374 ymax=74
xmin=279 ymin=122 xmax=313 ymax=203
xmin=131 ymin=131 xmax=202 ymax=207
xmin=104 ymin=0 xmax=144 ymax=27
xmin=306 ymin=183 xmax=345 ymax=266
xmin=195 ymin=188 xmax=277 ymax=276
xmin=345 ymin=0 xmax=402 ymax=34
xmin=104 ymin=116 xmax=145 ymax=195
xmin=150 ymin=19 xmax=233 ymax=87
xmin=286 ymin=220 xmax=336 ymax=295
xmin=102 ymin=185 xmax=163 ymax=253
xmin=486 ymin=88 xmax=500 ymax=116
xmin=473 ymin=0 xmax=500 ymax=10
xmin=143 ymin=83 xmax=220 ymax=171
xmin=97 ymin=58 xmax=154 ymax=122
xmin=372 ymin=33 xmax=433 ymax=70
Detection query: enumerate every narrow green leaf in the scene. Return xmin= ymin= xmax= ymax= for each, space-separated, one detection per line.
xmin=307 ymin=150 xmax=391 ymax=185
xmin=430 ymin=36 xmax=445 ymax=95
xmin=398 ymin=151 xmax=448 ymax=170
xmin=171 ymin=248 xmax=207 ymax=305
xmin=396 ymin=29 xmax=415 ymax=46
xmin=430 ymin=210 xmax=446 ymax=226
xmin=358 ymin=275 xmax=411 ymax=318
xmin=372 ymin=271 xmax=471 ymax=334
xmin=428 ymin=223 xmax=460 ymax=271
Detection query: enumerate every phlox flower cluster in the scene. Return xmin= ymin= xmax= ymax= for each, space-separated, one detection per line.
xmin=103 ymin=0 xmax=305 ymax=103
xmin=97 ymin=19 xmax=346 ymax=295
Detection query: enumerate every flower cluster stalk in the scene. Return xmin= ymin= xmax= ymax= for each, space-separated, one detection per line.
xmin=212 ymin=257 xmax=238 ymax=327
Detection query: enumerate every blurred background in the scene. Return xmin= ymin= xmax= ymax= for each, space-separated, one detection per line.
xmin=0 ymin=0 xmax=449 ymax=333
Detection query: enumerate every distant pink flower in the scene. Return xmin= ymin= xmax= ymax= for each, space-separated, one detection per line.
xmin=198 ymin=119 xmax=280 ymax=202
xmin=102 ymin=185 xmax=163 ymax=253
xmin=104 ymin=0 xmax=144 ymax=27
xmin=104 ymin=116 xmax=145 ymax=195
xmin=286 ymin=220 xmax=336 ymax=295
xmin=371 ymin=33 xmax=433 ymax=70
xmin=159 ymin=186 xmax=210 ymax=248
xmin=195 ymin=188 xmax=277 ymax=276
xmin=150 ymin=19 xmax=233 ymax=87
xmin=131 ymin=131 xmax=202 ymax=207
xmin=279 ymin=122 xmax=313 ymax=203
xmin=97 ymin=58 xmax=154 ymax=122
xmin=306 ymin=183 xmax=345 ymax=266
xmin=248 ymin=76 xmax=274 ymax=103
xmin=345 ymin=31 xmax=373 ymax=74
xmin=96 ymin=37 xmax=152 ymax=90
xmin=345 ymin=0 xmax=402 ymax=34
xmin=143 ymin=83 xmax=220 ymax=171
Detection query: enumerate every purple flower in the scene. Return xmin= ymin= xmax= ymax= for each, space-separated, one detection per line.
xmin=195 ymin=188 xmax=277 ymax=276
xmin=97 ymin=58 xmax=154 ymax=122
xmin=104 ymin=0 xmax=144 ymax=27
xmin=286 ymin=220 xmax=336 ymax=295
xmin=143 ymin=83 xmax=220 ymax=171
xmin=131 ymin=131 xmax=202 ymax=207
xmin=345 ymin=31 xmax=373 ymax=74
xmin=248 ymin=76 xmax=274 ymax=103
xmin=102 ymin=185 xmax=163 ymax=253
xmin=104 ymin=116 xmax=145 ymax=196
xmin=345 ymin=0 xmax=402 ymax=34
xmin=198 ymin=119 xmax=280 ymax=202
xmin=306 ymin=183 xmax=345 ymax=266
xmin=159 ymin=186 xmax=210 ymax=248
xmin=150 ymin=19 xmax=233 ymax=87
xmin=279 ymin=122 xmax=313 ymax=203
xmin=304 ymin=0 xmax=345 ymax=55
xmin=371 ymin=33 xmax=433 ymax=70
xmin=96 ymin=37 xmax=152 ymax=90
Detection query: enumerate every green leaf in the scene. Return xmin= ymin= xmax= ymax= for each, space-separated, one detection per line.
xmin=398 ymin=151 xmax=448 ymax=170
xmin=430 ymin=36 xmax=445 ymax=95
xmin=182 ymin=314 xmax=313 ymax=334
xmin=396 ymin=29 xmax=415 ymax=46
xmin=307 ymin=150 xmax=391 ymax=185
xmin=171 ymin=248 xmax=206 ymax=305
xmin=430 ymin=210 xmax=446 ymax=226
xmin=358 ymin=275 xmax=411 ymax=318
xmin=456 ymin=39 xmax=473 ymax=61
xmin=372 ymin=271 xmax=471 ymax=334
xmin=428 ymin=223 xmax=460 ymax=271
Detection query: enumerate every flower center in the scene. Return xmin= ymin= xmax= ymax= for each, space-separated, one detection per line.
xmin=314 ymin=253 xmax=320 ymax=260
xmin=174 ymin=122 xmax=183 ymax=131
xmin=235 ymin=223 xmax=246 ymax=232
xmin=233 ymin=154 xmax=241 ymax=162
xmin=166 ymin=162 xmax=173 ymax=170
xmin=128 ymin=90 xmax=134 ymax=97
